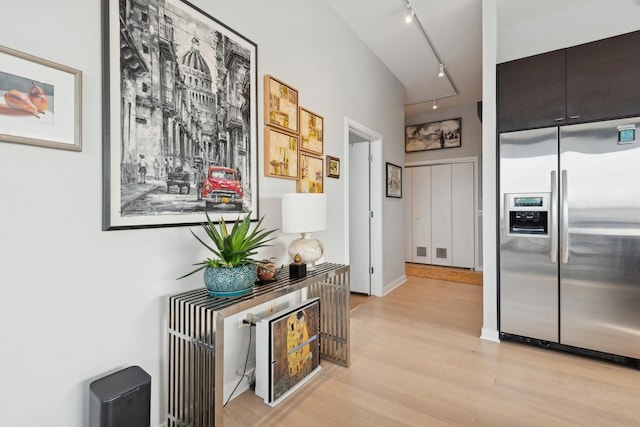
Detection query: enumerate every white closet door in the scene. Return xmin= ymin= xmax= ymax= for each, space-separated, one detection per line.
xmin=431 ymin=164 xmax=452 ymax=266
xmin=411 ymin=166 xmax=431 ymax=264
xmin=451 ymin=162 xmax=475 ymax=268
xmin=404 ymin=168 xmax=413 ymax=262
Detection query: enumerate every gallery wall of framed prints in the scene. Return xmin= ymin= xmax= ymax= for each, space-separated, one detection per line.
xmin=263 ymin=74 xmax=332 ymax=193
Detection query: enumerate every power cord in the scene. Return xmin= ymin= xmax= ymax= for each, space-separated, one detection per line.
xmin=223 ymin=323 xmax=254 ymax=407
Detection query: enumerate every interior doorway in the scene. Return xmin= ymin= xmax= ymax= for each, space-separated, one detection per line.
xmin=349 ymin=137 xmax=371 ymax=294
xmin=344 ymin=118 xmax=383 ymax=296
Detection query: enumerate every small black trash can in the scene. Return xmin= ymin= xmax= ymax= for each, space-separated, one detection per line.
xmin=89 ymin=365 xmax=151 ymax=427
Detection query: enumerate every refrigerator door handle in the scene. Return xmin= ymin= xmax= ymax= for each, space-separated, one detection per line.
xmin=550 ymin=170 xmax=558 ymax=263
xmin=561 ymin=169 xmax=569 ymax=263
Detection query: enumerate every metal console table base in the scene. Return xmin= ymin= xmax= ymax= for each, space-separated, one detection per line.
xmin=167 ymin=263 xmax=350 ymax=426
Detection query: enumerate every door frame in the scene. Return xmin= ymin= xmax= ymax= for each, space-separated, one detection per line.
xmin=406 ymin=156 xmax=481 ymax=271
xmin=344 ymin=117 xmax=383 ymax=297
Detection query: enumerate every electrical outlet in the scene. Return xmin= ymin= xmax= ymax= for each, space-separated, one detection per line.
xmin=240 ymin=312 xmax=259 ymax=328
xmin=265 ymin=302 xmax=276 ymax=315
xmin=238 ymin=317 xmax=249 ymax=328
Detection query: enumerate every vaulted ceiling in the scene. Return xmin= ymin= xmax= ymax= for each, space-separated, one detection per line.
xmin=323 ymin=0 xmax=482 ymax=118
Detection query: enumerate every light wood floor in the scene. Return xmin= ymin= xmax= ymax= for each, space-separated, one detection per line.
xmin=223 ymin=276 xmax=640 ymax=426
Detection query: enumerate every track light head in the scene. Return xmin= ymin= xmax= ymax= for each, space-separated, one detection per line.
xmin=404 ymin=0 xmax=415 ymax=23
xmin=438 ymin=63 xmax=445 ymax=77
xmin=405 ymin=8 xmax=415 ymax=23
xmin=432 ymin=99 xmax=438 ymax=109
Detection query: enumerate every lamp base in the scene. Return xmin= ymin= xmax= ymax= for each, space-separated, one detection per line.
xmin=289 ymin=263 xmax=307 ymax=279
xmin=288 ymin=232 xmax=324 ymax=270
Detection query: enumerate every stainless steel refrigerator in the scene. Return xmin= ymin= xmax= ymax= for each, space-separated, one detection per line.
xmin=499 ymin=117 xmax=640 ymax=361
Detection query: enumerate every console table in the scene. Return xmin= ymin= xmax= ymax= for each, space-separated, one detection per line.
xmin=167 ymin=263 xmax=350 ymax=426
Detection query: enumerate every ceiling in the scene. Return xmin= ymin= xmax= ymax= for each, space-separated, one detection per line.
xmin=323 ymin=0 xmax=483 ymax=118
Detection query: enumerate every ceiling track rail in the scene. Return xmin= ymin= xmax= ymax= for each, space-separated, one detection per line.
xmin=403 ymin=0 xmax=459 ymax=105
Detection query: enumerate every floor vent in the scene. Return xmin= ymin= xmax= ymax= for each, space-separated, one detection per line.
xmin=416 ymin=247 xmax=427 ymax=257
xmin=436 ymin=248 xmax=447 ymax=259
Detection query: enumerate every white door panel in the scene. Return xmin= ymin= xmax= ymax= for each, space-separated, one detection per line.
xmin=411 ymin=166 xmax=432 ymax=264
xmin=349 ymin=141 xmax=371 ymax=294
xmin=404 ymin=168 xmax=413 ymax=262
xmin=452 ymin=162 xmax=475 ymax=268
xmin=431 ymin=164 xmax=452 ymax=266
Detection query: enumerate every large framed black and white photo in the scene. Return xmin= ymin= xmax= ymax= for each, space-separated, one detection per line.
xmin=102 ymin=0 xmax=258 ymax=230
xmin=405 ymin=118 xmax=461 ymax=153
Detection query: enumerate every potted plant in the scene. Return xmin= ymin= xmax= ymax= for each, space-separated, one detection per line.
xmin=178 ymin=212 xmax=277 ymax=297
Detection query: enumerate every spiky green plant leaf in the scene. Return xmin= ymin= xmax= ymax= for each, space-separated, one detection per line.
xmin=178 ymin=211 xmax=278 ymax=279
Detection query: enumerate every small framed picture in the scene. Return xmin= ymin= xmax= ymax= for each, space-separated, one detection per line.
xmin=386 ymin=162 xmax=402 ymax=198
xmin=326 ymin=155 xmax=340 ymax=179
xmin=265 ymin=127 xmax=299 ymax=180
xmin=264 ymin=74 xmax=298 ymax=135
xmin=0 ymin=45 xmax=82 ymax=151
xmin=297 ymin=153 xmax=323 ymax=193
xmin=299 ymin=107 xmax=323 ymax=155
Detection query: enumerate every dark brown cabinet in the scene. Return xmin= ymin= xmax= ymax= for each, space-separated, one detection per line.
xmin=498 ymin=30 xmax=640 ymax=133
xmin=498 ymin=50 xmax=566 ymax=132
xmin=566 ymin=30 xmax=640 ymax=123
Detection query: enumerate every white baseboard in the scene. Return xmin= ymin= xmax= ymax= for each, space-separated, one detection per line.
xmin=382 ymin=274 xmax=407 ymax=296
xmin=480 ymin=328 xmax=500 ymax=342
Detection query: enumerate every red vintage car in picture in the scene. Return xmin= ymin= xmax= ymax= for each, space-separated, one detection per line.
xmin=202 ymin=165 xmax=244 ymax=211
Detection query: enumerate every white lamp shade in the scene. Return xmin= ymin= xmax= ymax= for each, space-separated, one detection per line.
xmin=281 ymin=193 xmax=327 ymax=233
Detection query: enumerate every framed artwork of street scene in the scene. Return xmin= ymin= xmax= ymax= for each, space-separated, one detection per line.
xmin=102 ymin=0 xmax=258 ymax=230
xmin=0 ymin=45 xmax=82 ymax=151
xmin=405 ymin=118 xmax=461 ymax=153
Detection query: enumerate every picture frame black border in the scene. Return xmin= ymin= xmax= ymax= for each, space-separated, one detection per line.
xmin=101 ymin=0 xmax=259 ymax=230
xmin=404 ymin=117 xmax=462 ymax=153
xmin=385 ymin=162 xmax=402 ymax=198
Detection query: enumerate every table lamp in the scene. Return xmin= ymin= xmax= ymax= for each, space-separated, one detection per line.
xmin=281 ymin=193 xmax=327 ymax=271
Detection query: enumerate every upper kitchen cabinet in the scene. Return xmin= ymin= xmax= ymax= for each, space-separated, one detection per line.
xmin=498 ymin=30 xmax=640 ymax=133
xmin=497 ymin=50 xmax=566 ymax=132
xmin=566 ymin=30 xmax=640 ymax=123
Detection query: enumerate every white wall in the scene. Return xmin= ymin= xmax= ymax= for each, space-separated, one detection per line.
xmin=0 ymin=1 xmax=405 ymax=425
xmin=481 ymin=0 xmax=640 ymax=341
xmin=498 ymin=0 xmax=640 ymax=63
xmin=481 ymin=0 xmax=499 ymax=341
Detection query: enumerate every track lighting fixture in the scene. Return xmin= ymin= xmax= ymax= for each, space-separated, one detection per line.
xmin=405 ymin=5 xmax=415 ymax=23
xmin=402 ymin=0 xmax=459 ymax=108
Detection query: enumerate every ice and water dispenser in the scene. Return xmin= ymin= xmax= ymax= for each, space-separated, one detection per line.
xmin=505 ymin=193 xmax=550 ymax=237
